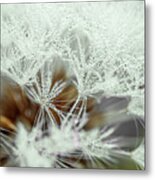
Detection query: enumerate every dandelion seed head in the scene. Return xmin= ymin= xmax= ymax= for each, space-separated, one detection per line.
xmin=1 ymin=1 xmax=144 ymax=169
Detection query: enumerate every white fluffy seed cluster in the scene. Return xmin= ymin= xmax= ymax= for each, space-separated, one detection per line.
xmin=1 ymin=1 xmax=144 ymax=168
xmin=1 ymin=1 xmax=144 ymax=116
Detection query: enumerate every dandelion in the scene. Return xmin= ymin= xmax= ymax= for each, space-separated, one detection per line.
xmin=0 ymin=59 xmax=144 ymax=168
xmin=0 ymin=2 xmax=144 ymax=169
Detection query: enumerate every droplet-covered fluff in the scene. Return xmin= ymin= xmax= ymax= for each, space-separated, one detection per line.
xmin=0 ymin=1 xmax=145 ymax=169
